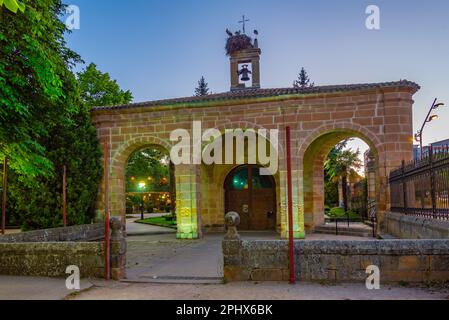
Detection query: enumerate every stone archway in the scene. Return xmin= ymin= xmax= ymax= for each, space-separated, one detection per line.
xmin=297 ymin=123 xmax=384 ymax=233
xmin=199 ymin=124 xmax=283 ymax=234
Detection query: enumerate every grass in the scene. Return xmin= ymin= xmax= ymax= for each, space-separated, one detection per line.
xmin=136 ymin=215 xmax=177 ymax=229
xmin=325 ymin=207 xmax=360 ymax=220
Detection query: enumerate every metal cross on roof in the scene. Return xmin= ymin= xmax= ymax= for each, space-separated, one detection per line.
xmin=238 ymin=15 xmax=250 ymax=34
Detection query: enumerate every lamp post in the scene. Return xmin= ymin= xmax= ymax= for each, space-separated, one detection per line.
xmin=138 ymin=182 xmax=146 ymax=220
xmin=415 ymin=98 xmax=445 ymax=160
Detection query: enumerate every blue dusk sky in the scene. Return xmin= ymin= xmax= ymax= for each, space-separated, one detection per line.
xmin=66 ymin=0 xmax=449 ymax=149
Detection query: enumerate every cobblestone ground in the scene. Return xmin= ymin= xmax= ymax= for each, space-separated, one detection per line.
xmin=70 ymin=281 xmax=449 ymax=300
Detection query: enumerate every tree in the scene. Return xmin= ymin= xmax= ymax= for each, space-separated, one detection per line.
xmin=77 ymin=63 xmax=133 ymax=107
xmin=125 ymin=148 xmax=170 ymax=193
xmin=1 ymin=0 xmax=103 ymax=230
xmin=1 ymin=0 xmax=81 ymax=180
xmin=324 ymin=140 xmax=362 ymax=211
xmin=293 ymin=67 xmax=315 ymax=89
xmin=0 ymin=0 xmax=25 ymax=13
xmin=195 ymin=76 xmax=210 ymax=96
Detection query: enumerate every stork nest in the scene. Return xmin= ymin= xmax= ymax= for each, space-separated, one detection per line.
xmin=225 ymin=34 xmax=254 ymax=55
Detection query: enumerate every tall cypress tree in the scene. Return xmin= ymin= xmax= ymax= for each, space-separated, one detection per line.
xmin=195 ymin=76 xmax=210 ymax=96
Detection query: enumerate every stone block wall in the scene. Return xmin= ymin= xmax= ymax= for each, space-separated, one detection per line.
xmin=383 ymin=212 xmax=449 ymax=239
xmin=0 ymin=219 xmax=126 ymax=280
xmin=0 ymin=242 xmax=105 ymax=278
xmin=223 ymin=239 xmax=449 ymax=283
xmin=0 ymin=223 xmax=104 ymax=243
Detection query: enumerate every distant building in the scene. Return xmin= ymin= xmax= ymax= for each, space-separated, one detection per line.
xmin=413 ymin=138 xmax=449 ymax=161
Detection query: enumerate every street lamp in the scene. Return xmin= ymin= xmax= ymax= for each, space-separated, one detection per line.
xmin=138 ymin=182 xmax=146 ymax=220
xmin=415 ymin=98 xmax=445 ymax=160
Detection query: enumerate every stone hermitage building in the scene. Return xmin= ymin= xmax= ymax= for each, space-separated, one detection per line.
xmin=91 ymin=32 xmax=419 ymax=239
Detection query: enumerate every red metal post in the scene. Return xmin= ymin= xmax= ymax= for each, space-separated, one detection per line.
xmin=104 ymin=142 xmax=111 ymax=280
xmin=2 ymin=158 xmax=7 ymax=235
xmin=286 ymin=127 xmax=295 ymax=284
xmin=62 ymin=165 xmax=67 ymax=227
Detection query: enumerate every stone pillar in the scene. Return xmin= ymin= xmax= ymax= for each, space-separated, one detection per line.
xmin=175 ymin=164 xmax=201 ymax=239
xmin=280 ymin=169 xmax=305 ymax=239
xmin=110 ymin=217 xmax=126 ymax=280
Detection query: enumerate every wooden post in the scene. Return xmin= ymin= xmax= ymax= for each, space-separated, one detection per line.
xmin=62 ymin=165 xmax=67 ymax=227
xmin=2 ymin=158 xmax=7 ymax=235
xmin=286 ymin=127 xmax=295 ymax=284
xmin=104 ymin=142 xmax=111 ymax=280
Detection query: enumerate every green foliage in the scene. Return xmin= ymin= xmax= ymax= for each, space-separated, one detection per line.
xmin=0 ymin=0 xmax=25 ymax=13
xmin=293 ymin=67 xmax=314 ymax=88
xmin=195 ymin=76 xmax=210 ymax=97
xmin=0 ymin=0 xmax=82 ymax=181
xmin=324 ymin=179 xmax=339 ymax=207
xmin=1 ymin=0 xmax=103 ymax=230
xmin=77 ymin=63 xmax=133 ymax=107
xmin=126 ymin=148 xmax=170 ymax=193
xmin=137 ymin=215 xmax=177 ymax=229
xmin=326 ymin=207 xmax=359 ymax=220
xmin=324 ymin=140 xmax=362 ymax=210
xmin=324 ymin=140 xmax=362 ymax=183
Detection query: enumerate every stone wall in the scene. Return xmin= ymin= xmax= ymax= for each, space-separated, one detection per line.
xmin=223 ymin=239 xmax=449 ymax=283
xmin=0 ymin=223 xmax=104 ymax=243
xmin=0 ymin=242 xmax=105 ymax=278
xmin=0 ymin=219 xmax=126 ymax=280
xmin=383 ymin=212 xmax=449 ymax=239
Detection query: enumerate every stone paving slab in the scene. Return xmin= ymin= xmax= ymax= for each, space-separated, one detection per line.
xmin=0 ymin=276 xmax=93 ymax=300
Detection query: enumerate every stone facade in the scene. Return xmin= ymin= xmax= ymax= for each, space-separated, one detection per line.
xmin=91 ymin=81 xmax=419 ymax=239
xmin=223 ymin=239 xmax=449 ymax=283
xmin=383 ymin=212 xmax=449 ymax=239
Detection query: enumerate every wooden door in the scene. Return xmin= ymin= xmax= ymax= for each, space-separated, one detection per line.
xmin=225 ymin=166 xmax=276 ymax=231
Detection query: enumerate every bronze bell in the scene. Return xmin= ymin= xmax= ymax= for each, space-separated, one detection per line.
xmin=238 ymin=65 xmax=252 ymax=82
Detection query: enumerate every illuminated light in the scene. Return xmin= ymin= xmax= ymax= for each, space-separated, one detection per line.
xmin=138 ymin=182 xmax=146 ymax=189
xmin=428 ymin=115 xmax=439 ymax=122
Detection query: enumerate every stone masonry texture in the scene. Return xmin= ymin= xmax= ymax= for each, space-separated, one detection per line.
xmin=223 ymin=239 xmax=449 ymax=283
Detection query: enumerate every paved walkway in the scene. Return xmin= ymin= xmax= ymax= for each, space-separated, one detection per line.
xmin=70 ymin=281 xmax=449 ymax=300
xmin=124 ymin=220 xmax=375 ymax=284
xmin=0 ymin=276 xmax=93 ymax=300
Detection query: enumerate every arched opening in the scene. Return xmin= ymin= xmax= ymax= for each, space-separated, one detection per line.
xmin=323 ymin=138 xmax=370 ymax=221
xmin=302 ymin=129 xmax=379 ymax=233
xmin=199 ymin=127 xmax=281 ymax=233
xmin=224 ymin=165 xmax=277 ymax=231
xmin=124 ymin=146 xmax=176 ymax=224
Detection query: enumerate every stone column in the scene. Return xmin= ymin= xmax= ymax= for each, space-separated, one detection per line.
xmin=280 ymin=169 xmax=305 ymax=239
xmin=175 ymin=164 xmax=201 ymax=239
xmin=110 ymin=217 xmax=126 ymax=280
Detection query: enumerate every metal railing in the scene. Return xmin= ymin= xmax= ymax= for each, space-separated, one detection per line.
xmin=389 ymin=145 xmax=449 ymax=220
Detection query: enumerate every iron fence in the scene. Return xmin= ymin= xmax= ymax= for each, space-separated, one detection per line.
xmin=389 ymin=145 xmax=449 ymax=220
